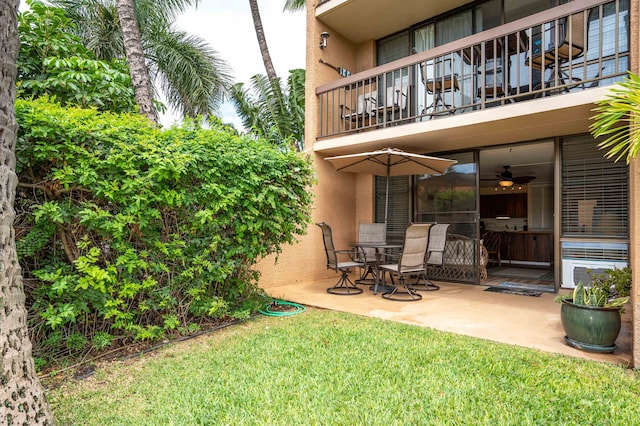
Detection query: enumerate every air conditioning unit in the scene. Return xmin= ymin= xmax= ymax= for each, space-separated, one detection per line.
xmin=561 ymin=259 xmax=627 ymax=289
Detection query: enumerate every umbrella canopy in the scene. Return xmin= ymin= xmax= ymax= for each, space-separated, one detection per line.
xmin=326 ymin=147 xmax=456 ymax=176
xmin=325 ymin=147 xmax=458 ymax=222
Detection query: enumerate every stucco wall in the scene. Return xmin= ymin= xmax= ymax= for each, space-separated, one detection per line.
xmin=257 ymin=2 xmax=375 ymax=289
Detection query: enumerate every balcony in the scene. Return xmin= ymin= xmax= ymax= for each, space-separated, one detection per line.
xmin=316 ymin=0 xmax=630 ymax=148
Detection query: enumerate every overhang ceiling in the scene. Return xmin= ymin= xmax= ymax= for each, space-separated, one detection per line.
xmin=316 ymin=0 xmax=471 ymax=44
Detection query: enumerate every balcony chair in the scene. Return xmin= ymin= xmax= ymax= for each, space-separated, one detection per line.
xmin=482 ymin=231 xmax=501 ymax=268
xmin=355 ymin=222 xmax=387 ymax=286
xmin=378 ymin=85 xmax=408 ymax=123
xmin=339 ymin=90 xmax=377 ymax=128
xmin=474 ymin=31 xmax=527 ymax=102
xmin=316 ymin=222 xmax=364 ymax=295
xmin=475 ymin=40 xmax=509 ymax=101
xmin=528 ymin=11 xmax=586 ymax=92
xmin=379 ymin=223 xmax=432 ymax=301
xmin=420 ymin=61 xmax=459 ymax=117
xmin=413 ymin=223 xmax=450 ymax=291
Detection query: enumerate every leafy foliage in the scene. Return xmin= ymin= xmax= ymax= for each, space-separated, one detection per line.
xmin=16 ymin=97 xmax=314 ymax=363
xmin=556 ymin=267 xmax=631 ymax=310
xmin=52 ymin=0 xmax=234 ymax=120
xmin=231 ymin=69 xmax=305 ymax=152
xmin=17 ymin=0 xmax=136 ymax=112
xmin=590 ymin=71 xmax=640 ymax=163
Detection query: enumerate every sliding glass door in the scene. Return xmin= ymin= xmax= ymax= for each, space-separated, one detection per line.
xmin=414 ymin=151 xmax=480 ymax=283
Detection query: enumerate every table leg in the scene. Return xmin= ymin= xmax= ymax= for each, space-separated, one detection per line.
xmin=371 ymin=249 xmax=394 ymax=295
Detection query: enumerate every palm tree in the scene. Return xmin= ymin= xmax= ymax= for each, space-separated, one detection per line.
xmin=249 ymin=0 xmax=277 ymax=81
xmin=116 ymin=0 xmax=158 ymax=123
xmin=231 ymin=69 xmax=305 ymax=152
xmin=53 ymin=0 xmax=233 ymax=121
xmin=250 ymin=0 xmax=306 ymax=82
xmin=590 ymin=72 xmax=640 ymax=164
xmin=0 ymin=0 xmax=54 ymax=423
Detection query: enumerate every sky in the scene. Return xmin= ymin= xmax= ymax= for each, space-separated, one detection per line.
xmin=160 ymin=0 xmax=307 ymax=129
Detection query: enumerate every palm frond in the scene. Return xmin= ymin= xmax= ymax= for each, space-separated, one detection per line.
xmin=230 ymin=82 xmax=269 ymax=138
xmin=147 ymin=24 xmax=233 ymax=118
xmin=51 ymin=0 xmax=124 ymax=60
xmin=283 ymin=0 xmax=306 ymax=12
xmin=134 ymin=0 xmax=199 ymax=24
xmin=230 ymin=70 xmax=305 ymax=151
xmin=590 ymin=72 xmax=640 ymax=164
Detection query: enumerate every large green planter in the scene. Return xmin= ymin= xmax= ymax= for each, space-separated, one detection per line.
xmin=560 ymin=299 xmax=622 ymax=353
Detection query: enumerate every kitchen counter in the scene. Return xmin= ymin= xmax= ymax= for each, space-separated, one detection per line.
xmin=499 ymin=231 xmax=553 ymax=264
xmin=501 ymin=230 xmax=553 ymax=234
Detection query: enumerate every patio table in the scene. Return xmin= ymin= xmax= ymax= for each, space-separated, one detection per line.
xmin=351 ymin=242 xmax=402 ymax=295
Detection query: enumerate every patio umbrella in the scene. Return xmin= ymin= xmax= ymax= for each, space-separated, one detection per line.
xmin=325 ymin=147 xmax=458 ymax=222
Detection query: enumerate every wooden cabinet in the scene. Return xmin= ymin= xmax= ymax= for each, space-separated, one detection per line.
xmin=480 ymin=193 xmax=527 ymax=218
xmin=500 ymin=231 xmax=553 ymax=264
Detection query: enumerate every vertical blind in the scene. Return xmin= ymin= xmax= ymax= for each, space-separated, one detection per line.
xmin=375 ymin=176 xmax=410 ymax=242
xmin=561 ymin=135 xmax=628 ymax=238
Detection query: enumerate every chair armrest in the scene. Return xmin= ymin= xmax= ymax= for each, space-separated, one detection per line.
xmin=339 ymin=104 xmax=352 ymax=118
xmin=336 ymin=248 xmax=362 ymax=263
xmin=363 ymin=96 xmax=377 ymax=115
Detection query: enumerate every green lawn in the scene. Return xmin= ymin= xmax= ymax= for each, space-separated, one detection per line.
xmin=49 ymin=308 xmax=639 ymax=425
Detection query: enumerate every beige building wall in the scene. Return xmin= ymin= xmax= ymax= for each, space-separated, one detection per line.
xmin=257 ymin=2 xmax=375 ymax=289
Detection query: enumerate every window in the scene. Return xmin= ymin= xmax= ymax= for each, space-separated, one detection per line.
xmin=377 ymin=0 xmax=571 ymax=64
xmin=561 ymin=135 xmax=628 ymax=238
xmin=504 ymin=0 xmax=555 ymax=22
xmin=377 ymin=31 xmax=410 ymax=65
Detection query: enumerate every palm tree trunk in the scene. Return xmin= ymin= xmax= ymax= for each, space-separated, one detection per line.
xmin=249 ymin=0 xmax=277 ymax=81
xmin=116 ymin=0 xmax=159 ymax=124
xmin=0 ymin=1 xmax=54 ymax=424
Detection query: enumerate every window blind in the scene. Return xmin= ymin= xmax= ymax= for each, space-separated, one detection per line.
xmin=375 ymin=176 xmax=410 ymax=242
xmin=561 ymin=135 xmax=628 ymax=238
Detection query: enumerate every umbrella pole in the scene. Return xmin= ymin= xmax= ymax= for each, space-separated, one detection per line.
xmin=384 ymin=164 xmax=390 ymax=224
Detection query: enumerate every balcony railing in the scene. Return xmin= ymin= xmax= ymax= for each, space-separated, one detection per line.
xmin=316 ymin=0 xmax=630 ymax=139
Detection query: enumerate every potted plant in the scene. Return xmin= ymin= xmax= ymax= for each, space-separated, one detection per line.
xmin=557 ymin=267 xmax=631 ymax=353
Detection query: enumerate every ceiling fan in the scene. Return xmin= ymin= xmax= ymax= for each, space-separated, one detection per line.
xmin=494 ymin=165 xmax=536 ymax=186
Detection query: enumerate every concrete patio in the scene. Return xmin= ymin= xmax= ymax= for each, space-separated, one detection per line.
xmin=266 ymin=278 xmax=632 ymax=366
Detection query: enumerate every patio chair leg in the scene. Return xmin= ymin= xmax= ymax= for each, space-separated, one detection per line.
xmin=327 ymin=269 xmax=363 ymax=295
xmin=412 ymin=274 xmax=440 ymax=292
xmin=355 ymin=265 xmax=376 ymax=286
xmin=381 ymin=276 xmax=422 ymax=301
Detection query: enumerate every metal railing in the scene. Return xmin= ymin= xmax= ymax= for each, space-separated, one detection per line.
xmin=316 ymin=0 xmax=630 ymax=139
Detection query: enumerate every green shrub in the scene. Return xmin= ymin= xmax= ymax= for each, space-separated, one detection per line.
xmin=16 ymin=98 xmax=314 ymax=363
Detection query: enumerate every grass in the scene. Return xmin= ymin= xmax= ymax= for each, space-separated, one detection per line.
xmin=49 ymin=308 xmax=639 ymax=425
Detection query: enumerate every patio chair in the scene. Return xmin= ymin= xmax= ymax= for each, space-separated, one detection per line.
xmin=316 ymin=222 xmax=364 ymax=295
xmin=413 ymin=223 xmax=450 ymax=291
xmin=528 ymin=11 xmax=587 ymax=91
xmin=479 ymin=242 xmax=489 ymax=282
xmin=420 ymin=60 xmax=459 ymax=117
xmin=379 ymin=223 xmax=432 ymax=301
xmin=378 ymin=85 xmax=408 ymax=123
xmin=482 ymin=231 xmax=501 ymax=268
xmin=339 ymin=91 xmax=377 ymax=127
xmin=355 ymin=222 xmax=387 ymax=286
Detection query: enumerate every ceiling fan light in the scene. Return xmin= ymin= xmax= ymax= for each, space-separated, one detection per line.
xmin=498 ymin=180 xmax=513 ymax=187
